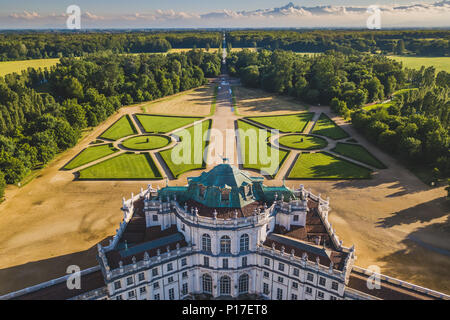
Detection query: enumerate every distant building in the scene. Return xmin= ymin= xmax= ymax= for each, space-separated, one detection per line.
xmin=3 ymin=164 xmax=449 ymax=300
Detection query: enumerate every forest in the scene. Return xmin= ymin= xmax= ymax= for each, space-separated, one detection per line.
xmin=227 ymin=49 xmax=449 ymax=183
xmin=0 ymin=31 xmax=222 ymax=61
xmin=227 ymin=30 xmax=450 ymax=56
xmin=0 ymin=49 xmax=222 ymax=197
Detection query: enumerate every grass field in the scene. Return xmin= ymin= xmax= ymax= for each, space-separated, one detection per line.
xmin=288 ymin=152 xmax=372 ymax=179
xmin=237 ymin=120 xmax=289 ymax=177
xmin=122 ymin=135 xmax=170 ymax=150
xmin=0 ymin=58 xmax=60 ymax=77
xmin=99 ymin=115 xmax=137 ymax=141
xmin=136 ymin=114 xmax=203 ymax=133
xmin=247 ymin=113 xmax=314 ymax=133
xmin=388 ymin=56 xmax=450 ymax=73
xmin=278 ymin=134 xmax=327 ymax=150
xmin=332 ymin=143 xmax=387 ymax=169
xmin=64 ymin=144 xmax=118 ymax=170
xmin=78 ymin=152 xmax=162 ymax=180
xmin=159 ymin=120 xmax=212 ymax=178
xmin=362 ymin=101 xmax=394 ymax=112
xmin=311 ymin=113 xmax=350 ymax=140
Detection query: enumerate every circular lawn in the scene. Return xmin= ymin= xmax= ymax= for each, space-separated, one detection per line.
xmin=278 ymin=134 xmax=327 ymax=150
xmin=122 ymin=135 xmax=171 ymax=151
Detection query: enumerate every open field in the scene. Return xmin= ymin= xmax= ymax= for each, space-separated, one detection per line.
xmin=99 ymin=115 xmax=137 ymax=141
xmin=388 ymin=55 xmax=450 ymax=73
xmin=311 ymin=113 xmax=350 ymax=140
xmin=141 ymin=85 xmax=214 ymax=116
xmin=136 ymin=114 xmax=203 ymax=133
xmin=247 ymin=113 xmax=314 ymax=133
xmin=0 ymin=58 xmax=60 ymax=77
xmin=0 ymin=82 xmax=449 ymax=296
xmin=64 ymin=144 xmax=118 ymax=170
xmin=332 ymin=143 xmax=386 ymax=169
xmin=278 ymin=134 xmax=328 ymax=150
xmin=78 ymin=152 xmax=162 ymax=180
xmin=288 ymin=152 xmax=373 ymax=179
xmin=232 ymin=86 xmax=307 ymax=116
xmin=159 ymin=120 xmax=212 ymax=178
xmin=122 ymin=135 xmax=170 ymax=151
xmin=237 ymin=120 xmax=289 ymax=177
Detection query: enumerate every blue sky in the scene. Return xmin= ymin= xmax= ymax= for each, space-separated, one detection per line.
xmin=0 ymin=1 xmax=448 ymax=29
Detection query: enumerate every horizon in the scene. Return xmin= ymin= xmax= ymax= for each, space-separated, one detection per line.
xmin=0 ymin=1 xmax=449 ymax=29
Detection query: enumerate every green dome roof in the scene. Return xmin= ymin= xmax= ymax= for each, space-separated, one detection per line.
xmin=189 ymin=164 xmax=256 ymax=188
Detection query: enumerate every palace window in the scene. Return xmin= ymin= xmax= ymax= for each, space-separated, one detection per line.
xmin=168 ymin=288 xmax=175 ymax=300
xmin=240 ymin=234 xmax=249 ymax=252
xmin=238 ymin=274 xmax=249 ymax=294
xmin=139 ymin=287 xmax=146 ymax=294
xmin=115 ymin=295 xmax=122 ymax=300
xmin=202 ymin=234 xmax=211 ymax=252
xmin=114 ymin=281 xmax=121 ymax=290
xmin=152 ymin=268 xmax=158 ymax=277
xmin=263 ymin=271 xmax=269 ymax=279
xmin=332 ymin=281 xmax=339 ymax=291
xmin=242 ymin=256 xmax=248 ymax=267
xmin=138 ymin=272 xmax=145 ymax=282
xmin=221 ymin=188 xmax=231 ymax=201
xmin=306 ymin=286 xmax=312 ymax=295
xmin=154 ymin=294 xmax=160 ymax=300
xmin=182 ymin=283 xmax=188 ymax=296
xmin=307 ymin=273 xmax=314 ymax=282
xmin=168 ymin=276 xmax=174 ymax=283
xmin=182 ymin=271 xmax=188 ymax=279
xmin=203 ymin=256 xmax=209 ymax=267
xmin=292 ymin=282 xmax=298 ymax=289
xmin=264 ymin=258 xmax=270 ymax=266
xmin=152 ymin=215 xmax=158 ymax=221
xmin=181 ymin=258 xmax=187 ymax=266
xmin=219 ymin=276 xmax=231 ymax=296
xmin=153 ymin=282 xmax=159 ymax=289
xmin=294 ymin=215 xmax=299 ymax=222
xmin=167 ymin=263 xmax=173 ymax=272
xmin=276 ymin=288 xmax=283 ymax=300
xmin=220 ymin=235 xmax=231 ymax=254
xmin=128 ymin=290 xmax=135 ymax=299
xmin=278 ymin=276 xmax=284 ymax=283
xmin=319 ymin=277 xmax=326 ymax=286
xmin=278 ymin=263 xmax=285 ymax=272
xmin=222 ymin=258 xmax=229 ymax=269
xmin=291 ymin=294 xmax=298 ymax=300
xmin=318 ymin=291 xmax=325 ymax=299
xmin=126 ymin=276 xmax=133 ymax=286
xmin=263 ymin=283 xmax=269 ymax=295
xmin=293 ymin=268 xmax=299 ymax=277
xmin=330 ymin=296 xmax=337 ymax=300
xmin=202 ymin=274 xmax=212 ymax=294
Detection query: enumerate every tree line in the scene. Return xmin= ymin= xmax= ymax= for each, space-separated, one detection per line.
xmin=0 ymin=31 xmax=222 ymax=61
xmin=227 ymin=49 xmax=449 ymax=183
xmin=227 ymin=30 xmax=450 ymax=56
xmin=0 ymin=49 xmax=221 ymax=198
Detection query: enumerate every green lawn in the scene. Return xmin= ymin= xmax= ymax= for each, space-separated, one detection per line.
xmin=363 ymin=101 xmax=394 ymax=112
xmin=78 ymin=152 xmax=162 ymax=180
xmin=311 ymin=113 xmax=349 ymax=140
xmin=387 ymin=56 xmax=450 ymax=73
xmin=136 ymin=114 xmax=203 ymax=133
xmin=237 ymin=120 xmax=289 ymax=177
xmin=278 ymin=134 xmax=327 ymax=150
xmin=288 ymin=152 xmax=372 ymax=179
xmin=247 ymin=113 xmax=314 ymax=133
xmin=0 ymin=58 xmax=60 ymax=77
xmin=64 ymin=144 xmax=118 ymax=170
xmin=122 ymin=135 xmax=170 ymax=150
xmin=100 ymin=115 xmax=137 ymax=141
xmin=332 ymin=143 xmax=386 ymax=169
xmin=159 ymin=120 xmax=212 ymax=178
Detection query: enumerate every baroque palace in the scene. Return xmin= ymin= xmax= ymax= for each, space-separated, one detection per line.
xmin=2 ymin=163 xmax=449 ymax=300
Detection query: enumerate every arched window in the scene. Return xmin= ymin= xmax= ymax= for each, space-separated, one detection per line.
xmin=202 ymin=234 xmax=211 ymax=252
xmin=238 ymin=274 xmax=249 ymax=294
xmin=240 ymin=234 xmax=249 ymax=252
xmin=219 ymin=276 xmax=231 ymax=296
xmin=202 ymin=274 xmax=212 ymax=294
xmin=220 ymin=235 xmax=231 ymax=254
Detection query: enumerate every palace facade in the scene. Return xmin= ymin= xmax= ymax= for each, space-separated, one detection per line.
xmin=2 ymin=164 xmax=448 ymax=300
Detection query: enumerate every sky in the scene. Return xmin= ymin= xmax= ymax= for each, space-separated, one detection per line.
xmin=0 ymin=0 xmax=449 ymax=29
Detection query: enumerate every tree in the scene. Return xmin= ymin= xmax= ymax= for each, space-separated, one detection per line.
xmin=240 ymin=65 xmax=260 ymax=88
xmin=0 ymin=171 xmax=6 ymax=199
